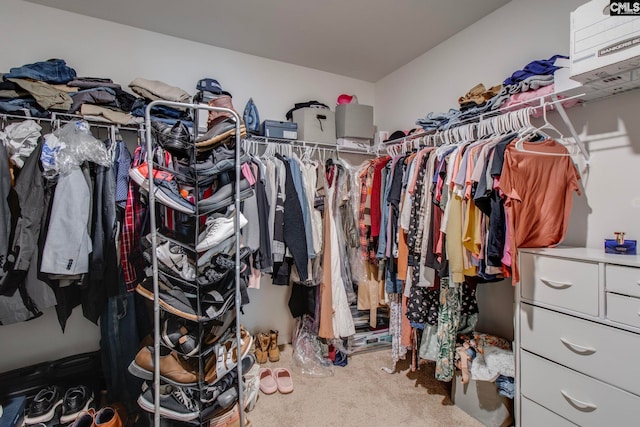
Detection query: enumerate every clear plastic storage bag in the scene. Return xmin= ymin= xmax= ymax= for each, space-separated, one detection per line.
xmin=42 ymin=120 xmax=111 ymax=177
xmin=290 ymin=316 xmax=334 ymax=377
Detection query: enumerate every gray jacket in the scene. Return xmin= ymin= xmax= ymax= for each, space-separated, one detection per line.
xmin=40 ymin=166 xmax=92 ymax=275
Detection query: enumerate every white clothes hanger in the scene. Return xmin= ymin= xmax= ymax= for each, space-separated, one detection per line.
xmin=515 ymin=106 xmax=575 ymax=157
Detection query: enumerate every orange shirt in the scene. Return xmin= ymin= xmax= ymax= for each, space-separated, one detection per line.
xmin=498 ymin=139 xmax=581 ymax=284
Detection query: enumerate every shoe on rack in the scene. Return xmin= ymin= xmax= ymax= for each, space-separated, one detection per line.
xmin=206 ymin=92 xmax=239 ymax=126
xmin=128 ymin=346 xmax=198 ymax=387
xmin=196 ymin=212 xmax=248 ymax=252
xmin=195 ymin=146 xmax=250 ymax=178
xmin=137 ymin=383 xmax=200 ymax=422
xmin=24 ymin=386 xmax=64 ymax=425
xmin=243 ymin=359 xmax=261 ymax=412
xmin=203 ymin=309 xmax=236 ymax=347
xmin=94 ymin=407 xmax=123 ymax=427
xmin=199 ymin=280 xmax=237 ymax=321
xmin=204 ymin=326 xmax=253 ymax=385
xmin=206 ymin=402 xmax=240 ymax=427
xmin=196 ymin=117 xmax=246 ymax=151
xmin=151 ymin=120 xmax=192 ymax=158
xmin=128 ymin=162 xmax=173 ymax=189
xmin=136 ymin=276 xmax=237 ymax=323
xmin=197 ymin=179 xmax=254 ymax=214
xmin=162 ymin=317 xmax=199 ymax=357
xmin=197 ymin=246 xmax=251 ymax=287
xmin=200 ymin=355 xmax=254 ymax=406
xmin=242 ymin=363 xmax=260 ymax=412
xmin=156 ymin=241 xmax=196 ymax=281
xmin=197 ymin=264 xmax=231 ymax=287
xmin=254 ymin=333 xmax=270 ymax=365
xmin=268 ymin=330 xmax=280 ymax=363
xmin=59 ymin=385 xmax=94 ymax=424
xmin=129 ymin=163 xmax=195 ymax=214
xmin=136 ymin=278 xmax=200 ymax=322
xmin=212 ymin=246 xmax=252 ymax=272
xmin=143 ymin=248 xmax=194 ymax=289
xmin=197 ymin=236 xmax=236 ymax=269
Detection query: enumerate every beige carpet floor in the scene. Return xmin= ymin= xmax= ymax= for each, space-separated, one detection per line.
xmin=247 ymin=345 xmax=483 ymax=427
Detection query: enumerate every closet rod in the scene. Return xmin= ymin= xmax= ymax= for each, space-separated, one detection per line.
xmin=245 ymin=136 xmax=375 ymax=156
xmin=381 ymin=91 xmax=585 ymax=146
xmin=380 ymin=129 xmax=433 ymax=147
xmin=381 ymin=92 xmax=589 ymax=161
xmin=460 ymin=92 xmax=584 ymax=129
xmin=0 ymin=112 xmax=144 ymax=132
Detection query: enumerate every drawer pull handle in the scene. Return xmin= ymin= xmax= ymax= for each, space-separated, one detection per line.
xmin=561 ymin=390 xmax=597 ymax=412
xmin=541 ymin=278 xmax=573 ymax=289
xmin=560 ymin=338 xmax=597 ymax=355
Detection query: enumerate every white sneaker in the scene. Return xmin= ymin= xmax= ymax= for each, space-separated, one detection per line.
xmin=196 ymin=213 xmax=248 ymax=252
xmin=156 ymin=242 xmax=195 ymax=281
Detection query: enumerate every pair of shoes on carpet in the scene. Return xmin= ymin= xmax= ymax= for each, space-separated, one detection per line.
xmin=254 ymin=330 xmax=280 ymax=364
xmin=258 ymin=367 xmax=293 ymax=395
xmin=24 ymin=385 xmax=94 ymax=425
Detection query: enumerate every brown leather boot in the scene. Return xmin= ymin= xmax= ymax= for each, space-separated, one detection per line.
xmin=255 ymin=333 xmax=269 ymax=364
xmin=268 ymin=330 xmax=280 ymax=362
xmin=207 ymin=93 xmax=239 ymax=128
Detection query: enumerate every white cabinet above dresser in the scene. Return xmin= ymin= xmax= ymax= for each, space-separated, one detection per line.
xmin=516 ymin=247 xmax=640 ymax=427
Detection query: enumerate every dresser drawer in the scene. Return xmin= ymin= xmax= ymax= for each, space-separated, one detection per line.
xmin=521 ymin=351 xmax=640 ymax=426
xmin=520 ymin=304 xmax=640 ymax=396
xmin=606 ymin=265 xmax=640 ymax=298
xmin=520 ymin=253 xmax=599 ymax=316
xmin=607 ymin=293 xmax=640 ymax=329
xmin=521 ymin=397 xmax=577 ymax=427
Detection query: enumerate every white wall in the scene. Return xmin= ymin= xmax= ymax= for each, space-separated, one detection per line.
xmin=375 ymin=0 xmax=640 ymax=341
xmin=0 ymin=0 xmax=374 ymax=373
xmin=375 ymin=0 xmax=587 ymax=131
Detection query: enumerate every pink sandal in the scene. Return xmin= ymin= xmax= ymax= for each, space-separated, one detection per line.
xmin=258 ymin=368 xmax=277 ymax=395
xmin=272 ymin=368 xmax=294 ymax=394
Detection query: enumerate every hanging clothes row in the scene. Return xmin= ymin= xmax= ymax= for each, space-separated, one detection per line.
xmin=0 ymin=117 xmax=136 ymax=327
xmin=241 ymin=139 xmax=365 ymax=339
xmin=358 ymin=107 xmax=582 ymax=381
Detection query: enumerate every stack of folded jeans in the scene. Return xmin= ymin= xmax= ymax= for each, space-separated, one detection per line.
xmin=0 ymin=59 xmax=148 ymax=124
xmin=0 ymin=59 xmax=76 ymax=115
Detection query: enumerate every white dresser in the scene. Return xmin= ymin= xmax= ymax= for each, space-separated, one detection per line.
xmin=516 ymin=247 xmax=640 ymax=427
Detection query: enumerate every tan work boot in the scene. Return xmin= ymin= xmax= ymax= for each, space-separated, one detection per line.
xmin=255 ymin=333 xmax=270 ymax=364
xmin=268 ymin=330 xmax=280 ymax=362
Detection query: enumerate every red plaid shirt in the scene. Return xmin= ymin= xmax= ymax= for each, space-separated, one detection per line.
xmin=120 ymin=146 xmax=147 ymax=290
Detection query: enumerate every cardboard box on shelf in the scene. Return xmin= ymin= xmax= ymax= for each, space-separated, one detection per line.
xmin=570 ymin=0 xmax=640 ymax=83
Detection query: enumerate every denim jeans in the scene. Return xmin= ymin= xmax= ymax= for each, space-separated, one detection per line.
xmin=0 ymin=98 xmax=49 ymax=118
xmin=5 ymin=59 xmax=77 ymax=84
xmin=131 ymin=103 xmax=187 ymax=120
xmin=100 ymin=286 xmax=145 ymax=412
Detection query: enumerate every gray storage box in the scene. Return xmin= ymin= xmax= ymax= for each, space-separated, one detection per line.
xmin=292 ymin=107 xmax=335 ymax=144
xmin=451 ymin=373 xmax=513 ymax=427
xmin=336 ymin=104 xmax=374 ymax=139
xmin=260 ymin=120 xmax=298 ymax=139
